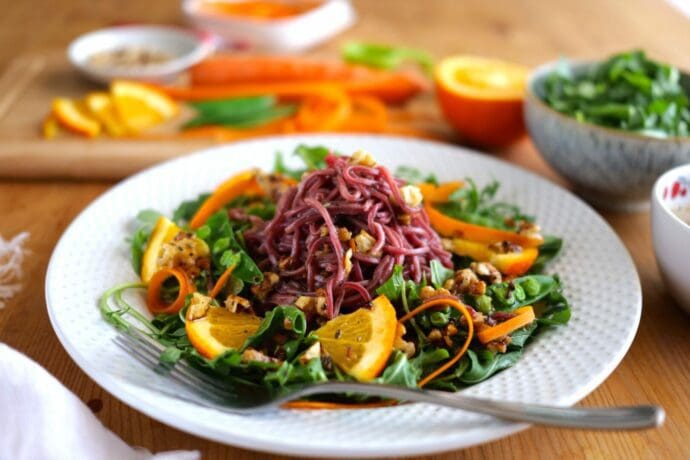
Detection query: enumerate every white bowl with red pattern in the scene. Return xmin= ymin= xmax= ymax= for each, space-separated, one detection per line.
xmin=652 ymin=164 xmax=690 ymax=313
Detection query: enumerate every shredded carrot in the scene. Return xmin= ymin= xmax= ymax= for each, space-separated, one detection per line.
xmin=417 ymin=181 xmax=463 ymax=202
xmin=338 ymin=95 xmax=388 ymax=132
xmin=282 ymin=399 xmax=399 ymax=410
xmin=295 ymin=89 xmax=352 ymax=132
xmin=476 ymin=306 xmax=535 ymax=344
xmin=146 ymin=268 xmax=194 ymax=314
xmin=189 ymin=170 xmax=263 ymax=229
xmin=210 ymin=264 xmax=237 ymax=299
xmin=398 ymin=297 xmax=474 ymax=387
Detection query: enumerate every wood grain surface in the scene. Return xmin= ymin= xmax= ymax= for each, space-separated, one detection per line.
xmin=1 ymin=0 xmax=689 ymax=458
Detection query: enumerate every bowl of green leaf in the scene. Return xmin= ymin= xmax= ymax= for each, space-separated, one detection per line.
xmin=525 ymin=50 xmax=690 ymax=211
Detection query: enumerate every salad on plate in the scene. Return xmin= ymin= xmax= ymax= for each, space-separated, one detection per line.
xmin=100 ymin=145 xmax=570 ymax=407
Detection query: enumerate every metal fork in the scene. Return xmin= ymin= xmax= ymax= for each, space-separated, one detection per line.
xmin=113 ymin=330 xmax=664 ymax=430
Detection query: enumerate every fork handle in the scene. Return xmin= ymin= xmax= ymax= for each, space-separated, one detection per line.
xmin=292 ymin=383 xmax=664 ymax=430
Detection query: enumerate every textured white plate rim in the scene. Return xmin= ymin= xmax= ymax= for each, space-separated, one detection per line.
xmin=45 ymin=134 xmax=641 ymax=458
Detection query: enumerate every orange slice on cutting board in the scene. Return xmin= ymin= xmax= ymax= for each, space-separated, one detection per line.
xmin=315 ymin=295 xmax=397 ymax=381
xmin=111 ymin=80 xmax=179 ymax=133
xmin=435 ymin=55 xmax=529 ymax=148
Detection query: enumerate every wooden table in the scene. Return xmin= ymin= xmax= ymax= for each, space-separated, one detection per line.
xmin=1 ymin=0 xmax=690 ymax=458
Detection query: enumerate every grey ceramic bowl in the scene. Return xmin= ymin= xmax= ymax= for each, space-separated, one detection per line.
xmin=525 ymin=60 xmax=690 ymax=211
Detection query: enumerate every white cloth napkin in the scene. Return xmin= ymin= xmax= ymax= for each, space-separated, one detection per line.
xmin=0 ymin=343 xmax=200 ymax=460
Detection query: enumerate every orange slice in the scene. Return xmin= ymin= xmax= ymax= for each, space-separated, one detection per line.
xmin=186 ymin=297 xmax=262 ymax=359
xmin=446 ymin=237 xmax=538 ymax=275
xmin=111 ymin=80 xmax=178 ymax=133
xmin=52 ymin=98 xmax=101 ymax=138
xmin=315 ymin=295 xmax=397 ymax=381
xmin=141 ymin=216 xmax=182 ymax=283
xmin=435 ymin=55 xmax=529 ymax=148
xmin=85 ymin=92 xmax=128 ymax=137
xmin=42 ymin=115 xmax=60 ymax=139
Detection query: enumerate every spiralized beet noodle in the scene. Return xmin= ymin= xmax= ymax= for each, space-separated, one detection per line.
xmin=245 ymin=154 xmax=452 ymax=318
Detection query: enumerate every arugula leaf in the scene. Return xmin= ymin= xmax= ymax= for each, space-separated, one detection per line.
xmin=376 ymin=351 xmax=419 ymax=388
xmin=376 ymin=264 xmax=405 ymax=300
xmin=244 ymin=306 xmax=307 ymax=350
xmin=264 ymin=358 xmax=328 ymax=387
xmin=274 ymin=144 xmax=332 ymax=179
xmin=128 ymin=209 xmax=161 ymax=274
xmin=394 ymin=166 xmax=439 ymax=185
xmin=429 ymin=260 xmax=454 ymax=289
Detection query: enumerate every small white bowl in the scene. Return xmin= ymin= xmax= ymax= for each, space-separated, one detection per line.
xmin=68 ymin=25 xmax=216 ymax=84
xmin=652 ymin=163 xmax=690 ymax=313
xmin=183 ymin=0 xmax=356 ymax=52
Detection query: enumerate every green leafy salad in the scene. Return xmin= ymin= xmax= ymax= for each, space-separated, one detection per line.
xmin=100 ymin=145 xmax=570 ymax=405
xmin=542 ymin=50 xmax=690 ymax=137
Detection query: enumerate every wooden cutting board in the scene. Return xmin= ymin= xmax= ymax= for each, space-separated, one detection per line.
xmin=0 ymin=52 xmax=449 ymax=181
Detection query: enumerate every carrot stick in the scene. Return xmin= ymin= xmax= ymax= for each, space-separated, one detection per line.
xmin=190 ymin=55 xmax=374 ymax=86
xmin=210 ymin=264 xmax=237 ymax=299
xmin=189 ymin=170 xmax=264 ymax=229
xmin=147 ymin=268 xmax=193 ymax=315
xmin=398 ymin=297 xmax=474 ymax=387
xmin=476 ymin=306 xmax=535 ymax=344
xmin=153 ymin=72 xmax=426 ymax=104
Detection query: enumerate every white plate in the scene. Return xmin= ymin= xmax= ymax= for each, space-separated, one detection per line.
xmin=45 ymin=135 xmax=641 ymax=458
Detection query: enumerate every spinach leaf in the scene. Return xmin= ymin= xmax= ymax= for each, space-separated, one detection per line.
xmin=542 ymin=50 xmax=690 ymax=137
xmin=508 ymin=322 xmax=539 ymax=349
xmin=529 ymin=236 xmax=563 ymax=273
xmin=459 ymin=349 xmax=522 ymax=384
xmin=538 ymin=289 xmax=572 ymax=326
xmin=429 ymin=260 xmax=454 ymax=289
xmin=128 ymin=209 xmax=161 ymax=273
xmin=173 ymin=193 xmax=210 ymax=224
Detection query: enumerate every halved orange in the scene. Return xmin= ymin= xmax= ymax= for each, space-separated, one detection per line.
xmin=435 ymin=56 xmax=529 ymax=148
xmin=52 ymin=98 xmax=101 ymax=138
xmin=186 ymin=297 xmax=262 ymax=359
xmin=315 ymin=295 xmax=397 ymax=381
xmin=140 ymin=216 xmax=182 ymax=283
xmin=111 ymin=80 xmax=179 ymax=133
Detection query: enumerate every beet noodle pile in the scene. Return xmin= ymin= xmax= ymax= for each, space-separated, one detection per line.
xmin=246 ymin=153 xmax=452 ymax=317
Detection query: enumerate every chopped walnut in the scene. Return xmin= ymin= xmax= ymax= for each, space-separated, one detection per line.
xmin=250 ymin=272 xmax=280 ymax=302
xmin=349 ymin=149 xmax=377 ymax=166
xmin=157 ymin=232 xmax=210 ymax=279
xmin=400 ymin=185 xmax=423 ymax=207
xmin=488 ymin=240 xmax=522 ymax=254
xmin=454 ymin=269 xmax=487 ymax=296
xmin=419 ymin=285 xmax=452 ymax=300
xmin=241 ymin=348 xmax=279 ymax=364
xmin=319 ymin=225 xmax=329 ymax=237
xmin=470 ymin=261 xmax=502 ymax=285
xmin=354 ymin=230 xmax=377 ymax=254
xmin=393 ymin=324 xmax=416 ymax=358
xmin=516 ymin=221 xmax=542 ymax=239
xmin=344 ymin=248 xmax=353 ymax=276
xmin=186 ymin=292 xmax=212 ymax=320
xmin=224 ymin=294 xmax=252 ymax=314
xmin=485 ymin=335 xmax=512 ymax=353
xmin=446 ymin=323 xmax=458 ymax=337
xmin=298 ymin=342 xmax=322 ymax=364
xmin=257 ymin=172 xmax=294 ymax=201
xmin=428 ymin=328 xmax=443 ymax=341
xmin=294 ymin=295 xmax=328 ymax=318
xmin=397 ymin=214 xmax=412 ymax=225
xmin=337 ymin=227 xmax=352 ymax=242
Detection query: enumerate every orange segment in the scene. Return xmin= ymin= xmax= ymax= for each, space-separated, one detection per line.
xmin=42 ymin=115 xmax=60 ymax=139
xmin=186 ymin=301 xmax=262 ymax=359
xmin=52 ymin=98 xmax=101 ymax=137
xmin=315 ymin=295 xmax=397 ymax=381
xmin=141 ymin=216 xmax=182 ymax=283
xmin=446 ymin=237 xmax=538 ymax=276
xmin=435 ymin=55 xmax=529 ymax=148
xmin=85 ymin=92 xmax=128 ymax=137
xmin=111 ymin=80 xmax=178 ymax=133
